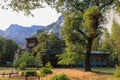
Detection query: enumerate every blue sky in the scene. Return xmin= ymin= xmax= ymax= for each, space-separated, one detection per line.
xmin=0 ymin=6 xmax=61 ymax=30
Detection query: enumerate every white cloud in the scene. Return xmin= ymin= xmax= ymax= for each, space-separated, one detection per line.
xmin=0 ymin=6 xmax=61 ymax=30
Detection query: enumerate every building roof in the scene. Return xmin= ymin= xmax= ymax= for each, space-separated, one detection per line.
xmin=91 ymin=51 xmax=110 ymax=54
xmin=25 ymin=37 xmax=37 ymax=41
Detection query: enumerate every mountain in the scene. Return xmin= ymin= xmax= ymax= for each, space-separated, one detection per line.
xmin=0 ymin=24 xmax=44 ymax=47
xmin=0 ymin=15 xmax=63 ymax=47
xmin=34 ymin=15 xmax=64 ymax=39
xmin=0 ymin=30 xmax=4 ymax=36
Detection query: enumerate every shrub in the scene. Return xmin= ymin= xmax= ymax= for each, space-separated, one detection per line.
xmin=40 ymin=62 xmax=53 ymax=77
xmin=114 ymin=65 xmax=120 ymax=78
xmin=51 ymin=74 xmax=70 ymax=80
xmin=45 ymin=62 xmax=52 ymax=69
xmin=40 ymin=67 xmax=52 ymax=76
xmin=19 ymin=62 xmax=27 ymax=70
xmin=15 ymin=52 xmax=35 ymax=67
xmin=21 ymin=70 xmax=37 ymax=76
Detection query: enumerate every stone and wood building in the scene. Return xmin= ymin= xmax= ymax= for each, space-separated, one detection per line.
xmin=14 ymin=31 xmax=113 ymax=67
xmin=25 ymin=37 xmax=112 ymax=67
xmin=90 ymin=51 xmax=110 ymax=67
xmin=78 ymin=51 xmax=111 ymax=67
xmin=25 ymin=37 xmax=38 ymax=52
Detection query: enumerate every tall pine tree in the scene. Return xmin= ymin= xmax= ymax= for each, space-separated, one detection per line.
xmin=111 ymin=20 xmax=120 ymax=63
xmin=100 ymin=29 xmax=113 ymax=53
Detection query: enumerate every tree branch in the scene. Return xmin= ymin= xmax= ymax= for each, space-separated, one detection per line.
xmin=95 ymin=0 xmax=99 ymax=6
xmin=71 ymin=1 xmax=84 ymax=13
xmin=79 ymin=52 xmax=86 ymax=55
xmin=77 ymin=39 xmax=87 ymax=45
xmin=76 ymin=29 xmax=88 ymax=39
xmin=100 ymin=0 xmax=113 ymax=10
xmin=74 ymin=4 xmax=84 ymax=13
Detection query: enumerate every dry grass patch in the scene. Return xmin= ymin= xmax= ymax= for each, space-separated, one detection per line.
xmin=41 ymin=69 xmax=113 ymax=80
xmin=0 ymin=68 xmax=116 ymax=80
xmin=0 ymin=70 xmax=17 ymax=74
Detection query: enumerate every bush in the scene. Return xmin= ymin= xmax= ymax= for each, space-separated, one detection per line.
xmin=45 ymin=62 xmax=52 ymax=69
xmin=40 ymin=67 xmax=52 ymax=76
xmin=21 ymin=70 xmax=37 ymax=76
xmin=15 ymin=52 xmax=35 ymax=67
xmin=40 ymin=62 xmax=53 ymax=77
xmin=51 ymin=74 xmax=70 ymax=80
xmin=19 ymin=62 xmax=27 ymax=70
xmin=114 ymin=65 xmax=120 ymax=78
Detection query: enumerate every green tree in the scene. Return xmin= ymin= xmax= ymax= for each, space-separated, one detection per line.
xmin=0 ymin=36 xmax=6 ymax=66
xmin=4 ymin=40 xmax=18 ymax=65
xmin=14 ymin=52 xmax=35 ymax=67
xmin=111 ymin=20 xmax=120 ymax=64
xmin=0 ymin=37 xmax=18 ymax=66
xmin=59 ymin=0 xmax=116 ymax=71
xmin=59 ymin=20 xmax=85 ymax=67
xmin=33 ymin=32 xmax=49 ymax=66
xmin=19 ymin=62 xmax=27 ymax=70
xmin=92 ymin=35 xmax=101 ymax=51
xmin=115 ymin=0 xmax=120 ymax=13
xmin=33 ymin=32 xmax=62 ymax=66
xmin=99 ymin=29 xmax=113 ymax=52
xmin=58 ymin=52 xmax=81 ymax=67
xmin=8 ymin=0 xmax=119 ymax=15
xmin=7 ymin=0 xmax=120 ymax=71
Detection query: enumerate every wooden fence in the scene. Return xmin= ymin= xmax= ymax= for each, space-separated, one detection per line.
xmin=0 ymin=71 xmax=18 ymax=78
xmin=0 ymin=71 xmax=40 ymax=80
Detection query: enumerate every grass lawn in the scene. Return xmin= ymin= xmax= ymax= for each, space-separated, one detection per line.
xmin=92 ymin=67 xmax=115 ymax=74
xmin=77 ymin=67 xmax=115 ymax=74
xmin=0 ymin=67 xmax=14 ymax=70
xmin=0 ymin=67 xmax=18 ymax=74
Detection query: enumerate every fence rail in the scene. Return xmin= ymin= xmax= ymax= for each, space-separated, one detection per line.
xmin=0 ymin=71 xmax=40 ymax=80
xmin=0 ymin=71 xmax=18 ymax=77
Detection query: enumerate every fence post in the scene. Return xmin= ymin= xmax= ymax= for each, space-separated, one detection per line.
xmin=25 ymin=75 xmax=27 ymax=80
xmin=38 ymin=75 xmax=40 ymax=80
xmin=11 ymin=70 xmax=13 ymax=74
xmin=2 ymin=72 xmax=4 ymax=77
xmin=16 ymin=71 xmax=18 ymax=74
xmin=9 ymin=73 xmax=11 ymax=78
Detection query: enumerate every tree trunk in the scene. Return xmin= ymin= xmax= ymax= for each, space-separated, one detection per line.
xmin=84 ymin=38 xmax=93 ymax=71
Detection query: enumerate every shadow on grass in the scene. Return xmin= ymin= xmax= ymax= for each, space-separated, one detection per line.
xmin=76 ymin=67 xmax=115 ymax=75
xmin=92 ymin=67 xmax=115 ymax=75
xmin=92 ymin=71 xmax=113 ymax=75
